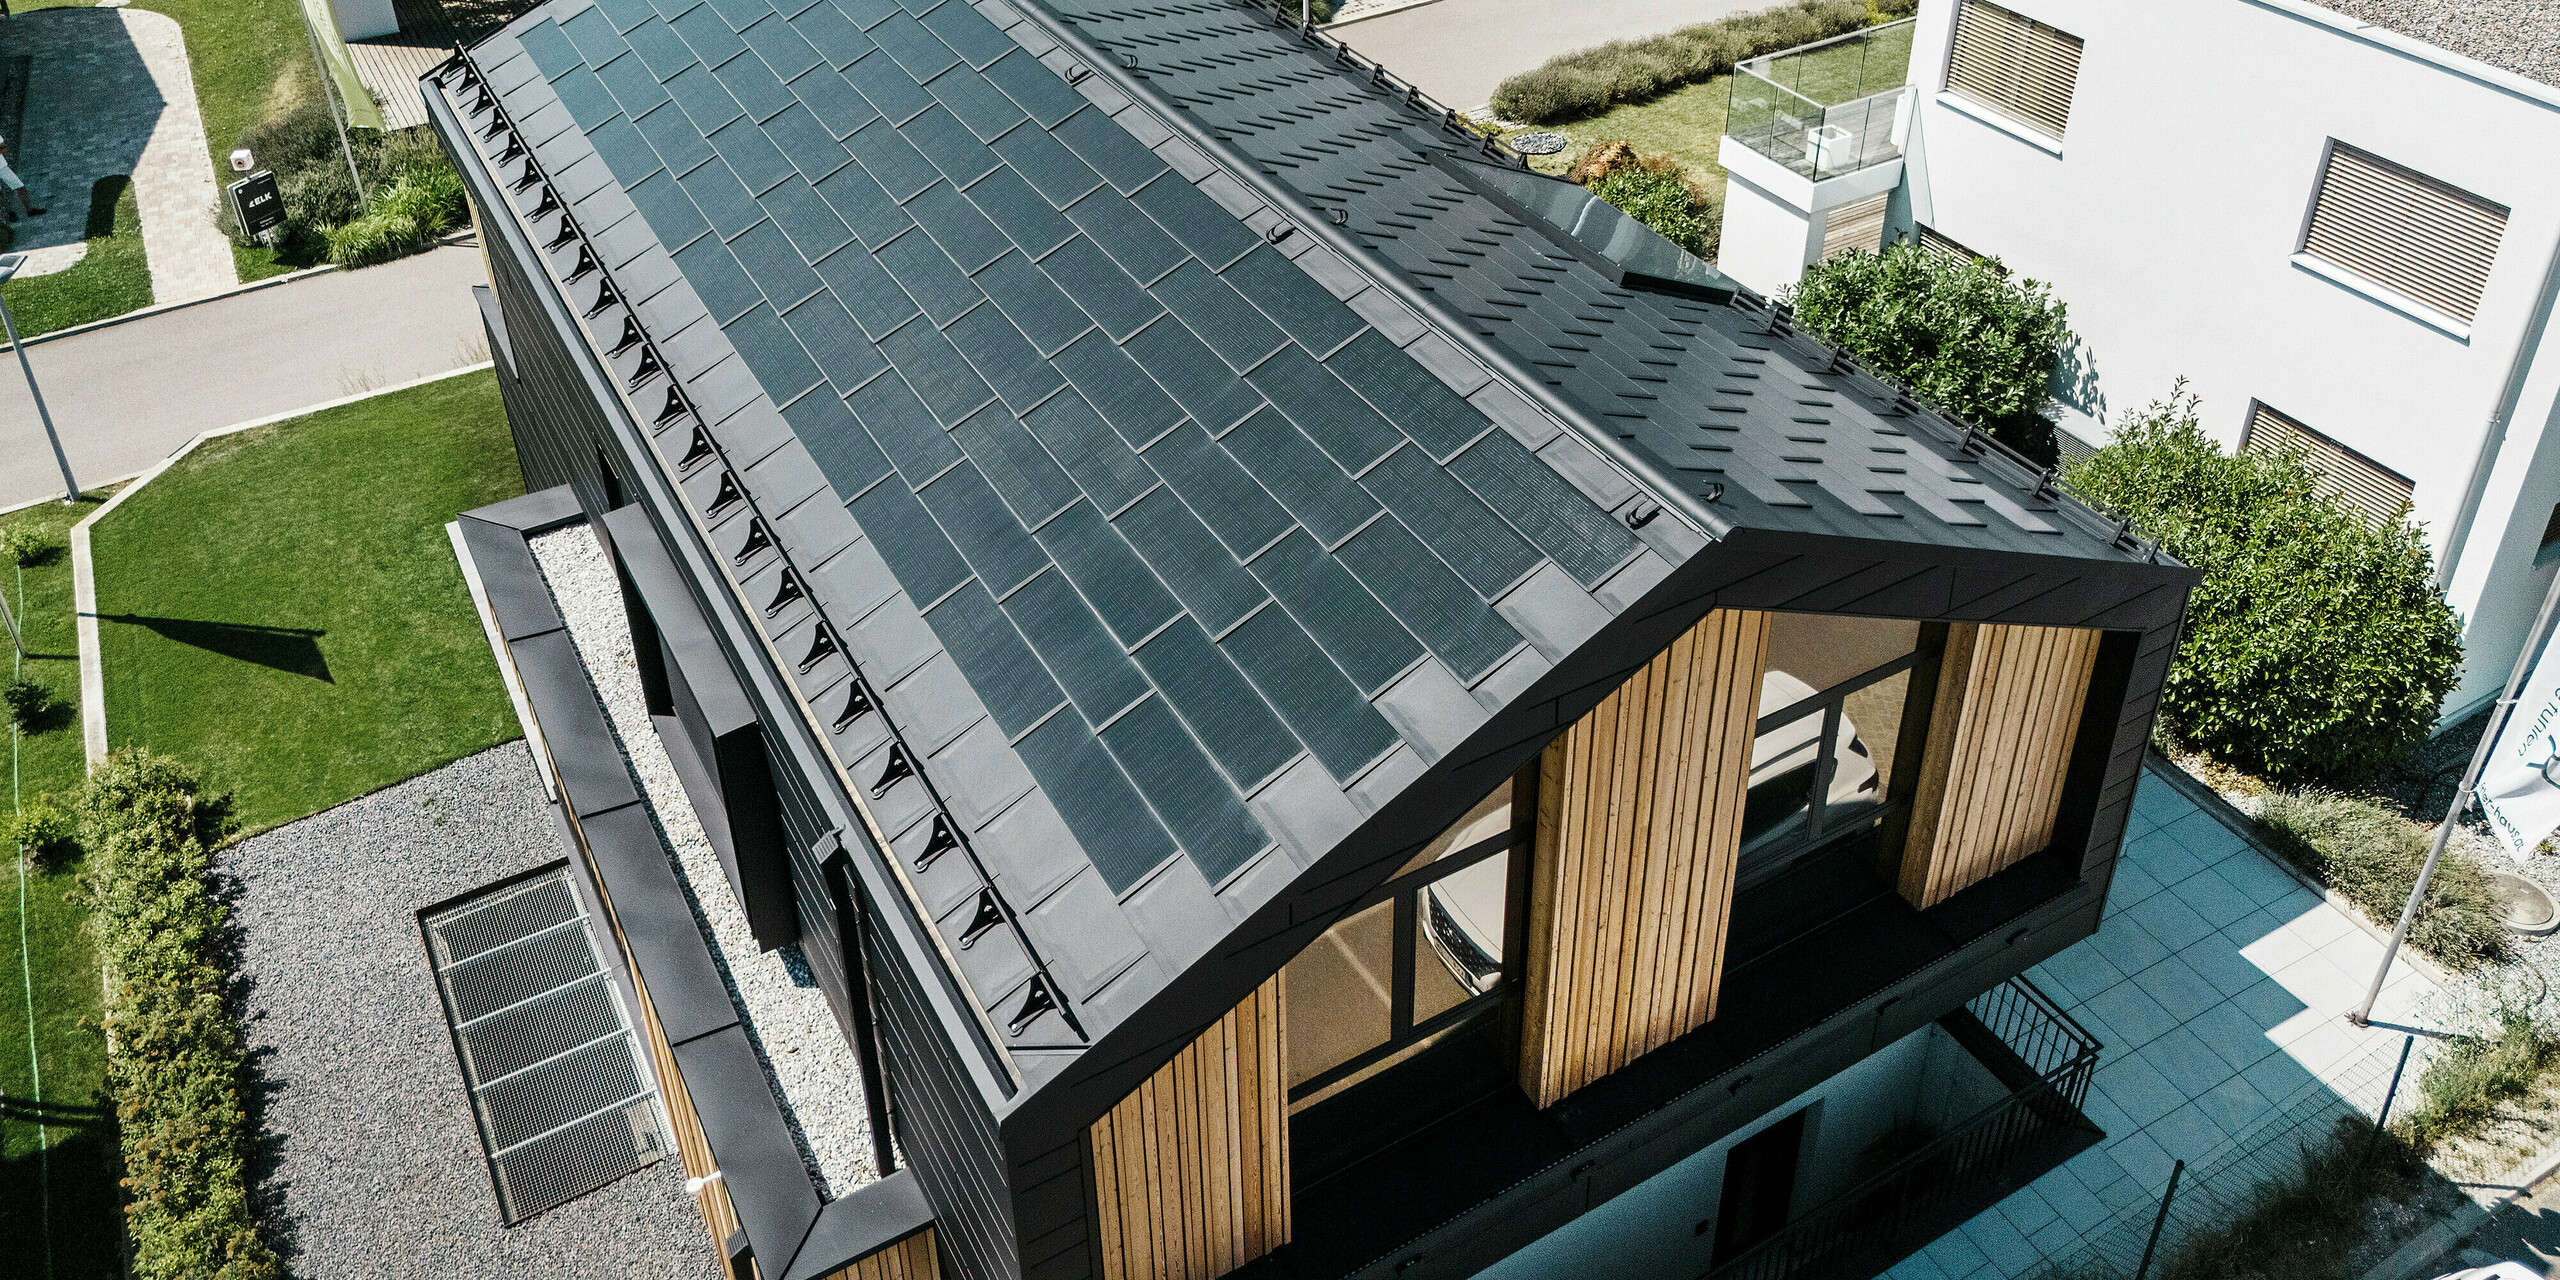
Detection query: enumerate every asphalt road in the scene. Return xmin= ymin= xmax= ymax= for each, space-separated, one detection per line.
xmin=2445 ymin=1195 xmax=2560 ymax=1276
xmin=1331 ymin=0 xmax=1772 ymax=112
xmin=0 ymin=244 xmax=491 ymax=509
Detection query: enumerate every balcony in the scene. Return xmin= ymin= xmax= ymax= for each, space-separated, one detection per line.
xmin=1724 ymin=19 xmax=1916 ymax=182
xmin=1704 ymin=978 xmax=2104 ymax=1280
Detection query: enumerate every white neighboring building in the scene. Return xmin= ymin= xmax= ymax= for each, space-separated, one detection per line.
xmin=1717 ymin=0 xmax=2560 ymax=722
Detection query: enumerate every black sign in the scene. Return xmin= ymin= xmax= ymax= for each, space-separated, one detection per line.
xmin=228 ymin=170 xmax=284 ymax=237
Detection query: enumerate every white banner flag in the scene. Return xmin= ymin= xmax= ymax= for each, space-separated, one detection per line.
xmin=2480 ymin=630 xmax=2560 ymax=861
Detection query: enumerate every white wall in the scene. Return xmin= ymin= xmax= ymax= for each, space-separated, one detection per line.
xmin=1895 ymin=0 xmax=2560 ymax=712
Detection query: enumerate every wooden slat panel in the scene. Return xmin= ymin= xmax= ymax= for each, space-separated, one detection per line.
xmin=1089 ymin=977 xmax=1288 ymax=1280
xmin=1518 ymin=609 xmax=1771 ymax=1109
xmin=816 ymin=1228 xmax=940 ymax=1280
xmin=1897 ymin=623 xmax=2101 ymax=909
xmin=1822 ymin=192 xmax=1890 ymax=261
xmin=2303 ymin=143 xmax=2508 ymax=322
xmin=1946 ymin=0 xmax=2082 ymax=139
xmin=2242 ymin=402 xmax=2415 ymax=528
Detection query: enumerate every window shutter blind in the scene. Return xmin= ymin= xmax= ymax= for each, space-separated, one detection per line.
xmin=2242 ymin=402 xmax=2413 ymax=528
xmin=2302 ymin=143 xmax=2507 ymax=323
xmin=1945 ymin=0 xmax=2083 ymax=139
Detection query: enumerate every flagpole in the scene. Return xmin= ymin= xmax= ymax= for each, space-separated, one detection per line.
xmin=2352 ymin=564 xmax=2560 ymax=1027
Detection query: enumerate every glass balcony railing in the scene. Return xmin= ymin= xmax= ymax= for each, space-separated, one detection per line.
xmin=1724 ymin=18 xmax=1916 ymax=181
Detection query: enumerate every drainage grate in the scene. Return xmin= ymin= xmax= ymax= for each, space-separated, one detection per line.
xmin=423 ymin=868 xmax=669 ymax=1223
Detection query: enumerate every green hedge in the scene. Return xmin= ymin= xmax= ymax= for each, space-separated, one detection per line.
xmin=2066 ymin=390 xmax=2462 ymax=782
xmin=1782 ymin=241 xmax=2070 ymax=440
xmin=1491 ymin=0 xmax=1917 ymax=125
xmin=78 ymin=751 xmax=279 ymax=1280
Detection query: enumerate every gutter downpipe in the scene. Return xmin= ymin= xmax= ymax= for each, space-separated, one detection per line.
xmin=2436 ymin=221 xmax=2560 ymax=595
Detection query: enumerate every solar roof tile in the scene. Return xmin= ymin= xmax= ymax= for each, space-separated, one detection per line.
xmin=1110 ymin=490 xmax=1267 ymax=635
xmin=1099 ymin=698 xmax=1270 ymax=884
xmin=760 ymin=103 xmax=851 ymax=181
xmin=918 ymin=462 xmax=1050 ymax=596
xmin=1013 ymin=712 xmax=1174 ymax=894
xmin=926 ymin=584 xmax=1068 ymax=736
xmin=812 ymin=159 xmax=913 ymax=247
xmin=782 ymin=380 xmax=894 ymax=495
xmin=781 ymin=290 xmax=890 ymax=388
xmin=847 ymin=117 xmax=939 ymax=200
xmin=1001 ymin=568 xmax=1149 ymax=723
xmin=846 ymin=469 xmax=974 ymax=603
xmin=1062 ymin=187 xmax=1184 ymax=286
xmin=1128 ymin=175 xmax=1258 ymax=270
xmin=551 ymin=65 xmax=623 ymax=131
xmin=561 ymin=5 xmax=627 ymax=63
xmin=759 ymin=174 xmax=855 ymax=259
xmin=625 ymin=168 xmax=711 ymax=249
xmin=670 ymin=5 xmax=750 ymax=67
xmin=1447 ymin=431 xmax=1638 ymax=588
xmin=906 ymin=182 xmax=1011 ymax=274
xmin=1220 ymin=245 xmax=1362 ymax=355
xmin=664 ymin=64 xmax=747 ymax=134
xmin=595 ymin=0 xmax=661 ymax=31
xmin=518 ymin=18 xmax=583 ymax=75
xmin=1326 ymin=331 xmax=1490 ymax=459
xmin=584 ymin=116 xmax=663 ymax=188
xmin=702 ymin=0 xmax=774 ymax=28
xmin=1053 ymin=106 xmax=1168 ymax=194
xmin=672 ymin=237 xmax=764 ymax=322
xmin=740 ymin=13 xmax=824 ymax=79
xmin=727 ymin=219 xmax=824 ymax=309
xmin=786 ymin=66 xmax=879 ymax=137
xmin=866 ymin=9 xmax=961 ymax=79
xmin=982 ymin=50 xmax=1085 ymax=128
xmin=1022 ymin=391 xmax=1157 ymax=516
xmin=945 ymin=303 xmax=1065 ymax=411
xmin=873 ymin=228 xmax=985 ymax=323
xmin=722 ymin=303 xmax=827 ymax=403
xmin=960 ymin=169 xmax=1074 ymax=260
xmin=811 ymin=239 xmax=921 ymax=337
xmin=1147 ymin=263 xmax=1284 ymax=372
xmin=1218 ymin=604 xmax=1398 ymax=781
xmin=951 ymin=401 xmax=1081 ymax=526
xmin=924 ymin=62 xmax=1029 ymax=139
xmin=1246 ymin=348 xmax=1405 ymax=477
xmin=1121 ymin=317 xmax=1262 ymax=434
xmin=973 ymin=251 xmax=1090 ymax=354
xmin=1054 ymin=331 xmax=1183 ymax=448
xmin=915 ymin=0 xmax=1015 ymax=68
xmin=1033 ymin=500 xmax=1181 ymax=646
xmin=1132 ymin=620 xmax=1299 ymax=789
xmin=1137 ymin=422 xmax=1290 ymax=557
xmin=709 ymin=115 xmax=795 ymax=192
xmin=1033 ymin=238 xmax=1160 ymax=340
xmin=622 ymin=16 xmax=701 ymax=78
xmin=1335 ymin=517 xmax=1518 ymax=681
xmin=1247 ymin=530 xmax=1422 ymax=693
xmin=1362 ymin=444 xmax=1539 ymax=596
xmin=789 ymin=0 xmax=877 ymax=66
xmin=846 ymin=369 xmax=961 ymax=481
xmin=901 ymin=105 xmax=1003 ymax=188
xmin=629 ymin=100 xmax=714 ymax=176
xmin=841 ymin=49 xmax=936 ymax=123
xmin=593 ymin=52 xmax=674 ymax=119
xmin=989 ymin=123 xmax=1106 ymax=208
xmin=1216 ymin=405 xmax=1379 ymax=547
xmin=877 ymin=317 xmax=996 ymax=423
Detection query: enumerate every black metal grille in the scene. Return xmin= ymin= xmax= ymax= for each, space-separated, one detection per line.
xmin=423 ymin=868 xmax=668 ymax=1223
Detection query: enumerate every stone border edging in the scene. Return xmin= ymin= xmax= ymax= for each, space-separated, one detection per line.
xmin=5 ymin=229 xmax=478 ymax=350
xmin=72 ymin=360 xmax=498 ymax=764
xmin=2141 ymin=752 xmax=2454 ymax=990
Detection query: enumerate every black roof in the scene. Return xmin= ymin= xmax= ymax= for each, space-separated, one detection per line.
xmin=442 ymin=0 xmax=2157 ymax=1099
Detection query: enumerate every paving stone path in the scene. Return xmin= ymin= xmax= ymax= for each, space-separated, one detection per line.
xmin=0 ymin=7 xmax=234 ymax=300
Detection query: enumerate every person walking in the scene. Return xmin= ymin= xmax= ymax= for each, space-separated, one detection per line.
xmin=0 ymin=133 xmax=45 ymax=222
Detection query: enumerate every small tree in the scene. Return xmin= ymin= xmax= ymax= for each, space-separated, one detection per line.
xmin=2065 ymin=387 xmax=2462 ymax=782
xmin=1781 ymin=244 xmax=2071 ymax=451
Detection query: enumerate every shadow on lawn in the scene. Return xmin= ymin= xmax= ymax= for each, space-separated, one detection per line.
xmin=97 ymin=614 xmax=332 ymax=682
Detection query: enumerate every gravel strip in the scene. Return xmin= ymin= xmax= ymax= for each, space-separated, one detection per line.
xmin=2310 ymin=0 xmax=2560 ymax=90
xmin=530 ymin=523 xmax=877 ymax=1199
xmin=225 ymin=745 xmax=716 ymax=1280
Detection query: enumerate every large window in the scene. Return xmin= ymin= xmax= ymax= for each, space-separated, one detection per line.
xmin=1740 ymin=614 xmax=1935 ymax=885
xmin=1284 ymin=781 xmax=1522 ymax=1106
xmin=1944 ymin=0 xmax=2083 ymax=140
xmin=2302 ymin=141 xmax=2508 ymax=324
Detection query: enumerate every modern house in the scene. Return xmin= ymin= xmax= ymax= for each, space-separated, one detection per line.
xmin=1716 ymin=0 xmax=2560 ymax=724
xmin=425 ymin=0 xmax=2196 ymax=1276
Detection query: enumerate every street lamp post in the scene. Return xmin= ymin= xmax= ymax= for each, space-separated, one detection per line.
xmin=0 ymin=253 xmax=78 ymax=503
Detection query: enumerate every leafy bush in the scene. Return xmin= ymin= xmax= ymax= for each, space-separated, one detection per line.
xmin=222 ymin=101 xmax=468 ymax=265
xmin=1782 ymin=242 xmax=2070 ymax=442
xmin=4 ymin=675 xmax=52 ymax=733
xmin=76 ymin=750 xmax=278 ymax=1280
xmin=2256 ymin=789 xmax=2505 ymax=969
xmin=2066 ymin=390 xmax=2462 ymax=781
xmin=325 ymin=210 xmax=425 ymax=268
xmin=2401 ymin=1006 xmax=2557 ymax=1148
xmin=1491 ymin=0 xmax=1916 ymax=124
xmin=5 ymin=797 xmax=74 ymax=864
xmin=372 ymin=166 xmax=466 ymax=238
xmin=0 ymin=523 xmax=60 ymax=566
xmin=1572 ymin=143 xmax=1721 ymax=258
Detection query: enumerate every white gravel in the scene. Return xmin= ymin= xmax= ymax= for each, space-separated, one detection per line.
xmin=2311 ymin=0 xmax=2560 ymax=89
xmin=529 ymin=523 xmax=878 ymax=1200
xmin=225 ymin=746 xmax=716 ymax=1278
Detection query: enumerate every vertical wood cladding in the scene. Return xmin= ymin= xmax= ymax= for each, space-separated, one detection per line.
xmin=1087 ymin=977 xmax=1289 ymax=1280
xmin=814 ymin=1230 xmax=942 ymax=1280
xmin=1897 ymin=623 xmax=2102 ymax=910
xmin=630 ymin=962 xmax=747 ymax=1261
xmin=1519 ymin=609 xmax=1771 ymax=1110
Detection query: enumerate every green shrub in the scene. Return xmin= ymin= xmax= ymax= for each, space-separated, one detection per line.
xmin=0 ymin=523 xmax=60 ymax=566
xmin=1490 ymin=0 xmax=1916 ymax=124
xmin=76 ymin=750 xmax=278 ymax=1280
xmin=372 ymin=168 xmax=466 ymax=239
xmin=2066 ymin=391 xmax=2461 ymax=781
xmin=2401 ymin=1007 xmax=2557 ymax=1148
xmin=325 ymin=210 xmax=425 ymax=267
xmin=4 ymin=675 xmax=50 ymax=733
xmin=6 ymin=797 xmax=74 ymax=863
xmin=1588 ymin=160 xmax=1720 ymax=258
xmin=2256 ymin=789 xmax=2505 ymax=969
xmin=1781 ymin=242 xmax=2070 ymax=441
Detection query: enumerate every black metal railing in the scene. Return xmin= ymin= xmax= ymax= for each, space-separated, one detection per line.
xmin=1705 ymin=979 xmax=2103 ymax=1280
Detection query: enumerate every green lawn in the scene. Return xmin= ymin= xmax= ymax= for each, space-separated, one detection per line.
xmin=0 ymin=490 xmax=124 ymax=1280
xmin=1753 ymin=19 xmax=1915 ymax=107
xmin=92 ymin=369 xmax=525 ymax=836
xmin=127 ymin=0 xmax=328 ymax=281
xmin=1504 ymin=77 xmax=1738 ymax=200
xmin=0 ymin=176 xmax=152 ymax=340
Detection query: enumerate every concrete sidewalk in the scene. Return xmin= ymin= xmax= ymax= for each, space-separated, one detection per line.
xmin=1332 ymin=0 xmax=1764 ymax=112
xmin=0 ymin=244 xmax=489 ymax=508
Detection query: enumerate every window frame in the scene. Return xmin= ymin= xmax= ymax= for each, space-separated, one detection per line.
xmin=1939 ymin=0 xmax=2083 ymax=143
xmin=1739 ymin=628 xmax=1941 ymax=887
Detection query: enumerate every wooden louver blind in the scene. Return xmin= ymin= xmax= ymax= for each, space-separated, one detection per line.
xmin=1945 ymin=0 xmax=2083 ymax=139
xmin=1089 ymin=976 xmax=1289 ymax=1280
xmin=1897 ymin=623 xmax=2100 ymax=910
xmin=2303 ymin=142 xmax=2508 ymax=323
xmin=1519 ymin=609 xmax=1770 ymax=1110
xmin=1823 ymin=193 xmax=1890 ymax=261
xmin=2242 ymin=402 xmax=2413 ymax=528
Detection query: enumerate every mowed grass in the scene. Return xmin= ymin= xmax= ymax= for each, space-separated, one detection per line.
xmin=128 ymin=0 xmax=323 ymax=281
xmin=92 ymin=369 xmax=525 ymax=836
xmin=0 ymin=490 xmax=124 ymax=1280
xmin=1505 ymin=77 xmax=1736 ymax=199
xmin=0 ymin=176 xmax=153 ymax=339
xmin=1753 ymin=18 xmax=1914 ymax=106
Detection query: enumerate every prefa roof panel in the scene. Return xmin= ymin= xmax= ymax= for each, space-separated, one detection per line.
xmin=443 ymin=0 xmax=2153 ymax=1073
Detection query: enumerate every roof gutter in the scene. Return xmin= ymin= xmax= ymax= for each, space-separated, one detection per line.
xmin=997 ymin=0 xmax=1728 ymax=540
xmin=2435 ymin=217 xmax=2560 ymax=593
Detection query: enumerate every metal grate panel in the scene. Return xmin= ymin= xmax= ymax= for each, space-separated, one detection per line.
xmin=422 ymin=867 xmax=668 ymax=1223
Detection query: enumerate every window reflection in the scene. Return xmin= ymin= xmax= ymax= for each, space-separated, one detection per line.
xmin=1743 ymin=614 xmax=1929 ymax=879
xmin=1395 ymin=779 xmax=1513 ymax=878
xmin=1762 ymin=614 xmax=1920 ymax=715
xmin=1416 ymin=849 xmax=1510 ymax=1022
xmin=1284 ymin=898 xmax=1394 ymax=1088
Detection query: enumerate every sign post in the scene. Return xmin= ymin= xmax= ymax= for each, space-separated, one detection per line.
xmin=227 ymin=170 xmax=286 ymax=243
